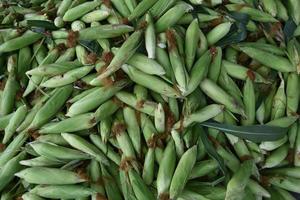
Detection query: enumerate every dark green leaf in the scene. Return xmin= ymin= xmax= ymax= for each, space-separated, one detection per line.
xmin=136 ymin=41 xmax=146 ymax=54
xmin=0 ymin=56 xmax=6 ymax=75
xmin=191 ymin=8 xmax=247 ymax=48
xmin=30 ymin=27 xmax=46 ymax=34
xmin=17 ymin=1 xmax=31 ymax=8
xmin=283 ymin=18 xmax=297 ymax=42
xmin=228 ymin=11 xmax=249 ymax=25
xmin=0 ymin=24 xmax=16 ymax=29
xmin=186 ymin=182 xmax=227 ymax=199
xmin=200 ymin=121 xmax=288 ymax=142
xmin=78 ymin=40 xmax=102 ymax=55
xmin=30 ymin=27 xmax=51 ymax=42
xmin=45 ymin=36 xmax=53 ymax=45
xmin=215 ymin=12 xmax=249 ymax=47
xmin=27 ymin=20 xmax=57 ymax=30
xmin=197 ymin=124 xmax=229 ymax=182
xmin=195 ymin=176 xmax=225 ymax=187
xmin=216 ymin=22 xmax=248 ymax=47
xmin=190 ymin=5 xmax=210 ymax=16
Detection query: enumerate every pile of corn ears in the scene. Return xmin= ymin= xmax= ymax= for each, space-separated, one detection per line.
xmin=0 ymin=0 xmax=300 ymax=199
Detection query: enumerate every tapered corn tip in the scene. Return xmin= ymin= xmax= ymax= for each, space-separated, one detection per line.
xmin=219 ymin=105 xmax=226 ymax=112
xmin=26 ymin=69 xmax=34 ymax=75
xmin=121 ymin=64 xmax=130 ymax=73
xmin=156 ymin=70 xmax=166 ymax=76
xmin=2 ymin=136 xmax=9 ymax=145
xmin=40 ymin=82 xmax=47 ymax=88
xmin=61 ymin=133 xmax=69 ymax=139
xmin=89 ymin=78 xmax=101 ymax=86
xmin=189 ymin=0 xmax=204 ymax=5
xmin=65 ymin=111 xmax=74 ymax=118
xmin=14 ymin=172 xmax=22 ymax=178
xmin=176 ymin=85 xmax=186 ymax=97
xmin=22 ymin=89 xmax=30 ymax=97
xmin=90 ymin=68 xmax=113 ymax=85
xmin=127 ymin=16 xmax=134 ymax=21
xmin=148 ymin=55 xmax=155 ymax=59
xmin=241 ymin=110 xmax=248 ymax=119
